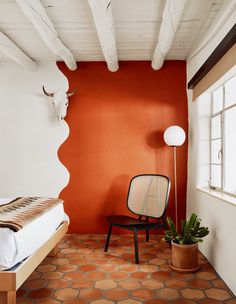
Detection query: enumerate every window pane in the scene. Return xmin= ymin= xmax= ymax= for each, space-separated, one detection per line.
xmin=212 ymin=86 xmax=223 ymax=114
xmin=225 ymin=75 xmax=236 ymax=108
xmin=211 ymin=115 xmax=221 ymax=139
xmin=211 ymin=165 xmax=221 ymax=188
xmin=211 ymin=139 xmax=221 ymax=164
xmin=224 ymin=107 xmax=236 ymax=194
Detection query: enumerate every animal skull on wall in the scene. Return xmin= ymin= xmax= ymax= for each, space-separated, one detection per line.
xmin=43 ymin=86 xmax=76 ymax=121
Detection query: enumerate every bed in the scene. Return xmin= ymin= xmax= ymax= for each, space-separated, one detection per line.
xmin=0 ymin=197 xmax=68 ymax=304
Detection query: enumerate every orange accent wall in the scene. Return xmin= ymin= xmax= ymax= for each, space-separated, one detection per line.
xmin=58 ymin=61 xmax=188 ymax=233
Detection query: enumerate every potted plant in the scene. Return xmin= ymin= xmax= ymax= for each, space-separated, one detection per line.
xmin=163 ymin=213 xmax=209 ymax=273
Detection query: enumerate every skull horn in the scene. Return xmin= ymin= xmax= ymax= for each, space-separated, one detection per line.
xmin=42 ymin=86 xmax=54 ymax=97
xmin=67 ymin=89 xmax=76 ymax=97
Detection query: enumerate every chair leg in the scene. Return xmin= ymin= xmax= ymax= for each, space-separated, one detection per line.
xmin=104 ymin=224 xmax=112 ymax=252
xmin=133 ymin=228 xmax=139 ymax=264
xmin=146 ymin=216 xmax=149 ymax=242
xmin=163 ymin=217 xmax=168 ymax=230
xmin=146 ymin=229 xmax=149 ymax=242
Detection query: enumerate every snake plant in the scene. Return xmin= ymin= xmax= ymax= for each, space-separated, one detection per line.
xmin=163 ymin=213 xmax=209 ymax=245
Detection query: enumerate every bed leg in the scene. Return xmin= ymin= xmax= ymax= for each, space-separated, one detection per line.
xmin=0 ymin=291 xmax=16 ymax=304
xmin=48 ymin=245 xmax=58 ymax=257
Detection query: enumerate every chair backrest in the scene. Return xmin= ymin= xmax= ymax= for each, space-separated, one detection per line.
xmin=127 ymin=174 xmax=170 ymax=219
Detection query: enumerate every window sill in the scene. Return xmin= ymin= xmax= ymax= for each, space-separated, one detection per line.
xmin=196 ymin=186 xmax=236 ymax=207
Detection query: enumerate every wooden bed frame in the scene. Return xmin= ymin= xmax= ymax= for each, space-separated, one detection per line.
xmin=0 ymin=221 xmax=68 ymax=304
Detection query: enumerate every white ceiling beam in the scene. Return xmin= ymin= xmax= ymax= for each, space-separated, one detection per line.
xmin=151 ymin=0 xmax=187 ymax=70
xmin=88 ymin=0 xmax=118 ymax=72
xmin=0 ymin=31 xmax=37 ymax=71
xmin=16 ymin=0 xmax=77 ymax=71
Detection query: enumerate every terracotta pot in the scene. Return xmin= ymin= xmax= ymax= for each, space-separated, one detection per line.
xmin=170 ymin=240 xmax=199 ymax=273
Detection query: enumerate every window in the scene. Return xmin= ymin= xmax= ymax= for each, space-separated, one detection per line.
xmin=210 ymin=75 xmax=236 ymax=196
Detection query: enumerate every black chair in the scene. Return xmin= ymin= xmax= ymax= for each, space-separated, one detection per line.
xmin=104 ymin=174 xmax=171 ymax=264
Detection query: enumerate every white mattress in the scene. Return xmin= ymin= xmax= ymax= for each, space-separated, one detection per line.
xmin=0 ymin=198 xmax=68 ymax=271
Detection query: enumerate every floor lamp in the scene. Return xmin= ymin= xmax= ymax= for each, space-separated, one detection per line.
xmin=164 ymin=125 xmax=186 ymax=230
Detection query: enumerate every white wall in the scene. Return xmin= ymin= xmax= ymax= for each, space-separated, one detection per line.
xmin=187 ymin=0 xmax=236 ymax=294
xmin=0 ymin=61 xmax=69 ymax=197
xmin=187 ymin=91 xmax=236 ymax=294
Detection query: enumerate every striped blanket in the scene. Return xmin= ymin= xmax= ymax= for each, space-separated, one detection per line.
xmin=0 ymin=197 xmax=63 ymax=232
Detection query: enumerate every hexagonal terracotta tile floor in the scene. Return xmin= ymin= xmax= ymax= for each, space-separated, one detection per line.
xmin=16 ymin=234 xmax=236 ymax=303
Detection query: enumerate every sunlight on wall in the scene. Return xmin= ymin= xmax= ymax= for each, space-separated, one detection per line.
xmin=0 ymin=61 xmax=69 ymax=197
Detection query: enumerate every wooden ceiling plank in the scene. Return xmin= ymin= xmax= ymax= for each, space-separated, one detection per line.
xmin=151 ymin=0 xmax=187 ymax=70
xmin=15 ymin=0 xmax=77 ymax=71
xmin=88 ymin=0 xmax=118 ymax=72
xmin=0 ymin=31 xmax=37 ymax=71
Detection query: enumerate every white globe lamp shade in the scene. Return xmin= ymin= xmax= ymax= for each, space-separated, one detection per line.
xmin=164 ymin=125 xmax=186 ymax=146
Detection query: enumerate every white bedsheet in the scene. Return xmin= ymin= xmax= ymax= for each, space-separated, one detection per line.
xmin=0 ymin=198 xmax=68 ymax=271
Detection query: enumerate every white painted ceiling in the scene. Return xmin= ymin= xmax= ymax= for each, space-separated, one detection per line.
xmin=0 ymin=0 xmax=224 ymax=63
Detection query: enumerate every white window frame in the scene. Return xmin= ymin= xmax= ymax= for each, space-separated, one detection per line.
xmin=209 ymin=75 xmax=236 ymax=198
